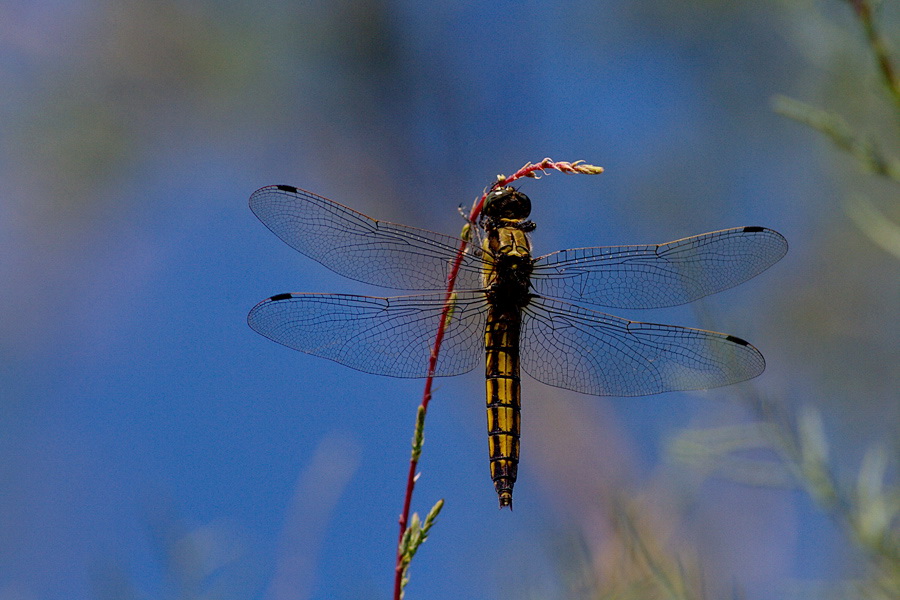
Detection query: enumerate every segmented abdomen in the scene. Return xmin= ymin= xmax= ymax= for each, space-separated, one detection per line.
xmin=484 ymin=305 xmax=522 ymax=509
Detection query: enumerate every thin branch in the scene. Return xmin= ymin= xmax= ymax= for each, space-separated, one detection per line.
xmin=773 ymin=95 xmax=900 ymax=180
xmin=844 ymin=194 xmax=900 ymax=260
xmin=846 ymin=0 xmax=900 ymax=114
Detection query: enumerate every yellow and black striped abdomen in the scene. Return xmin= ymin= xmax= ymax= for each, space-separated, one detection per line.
xmin=484 ymin=305 xmax=522 ymax=508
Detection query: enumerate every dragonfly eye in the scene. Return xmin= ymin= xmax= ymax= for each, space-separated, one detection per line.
xmin=483 ymin=187 xmax=531 ymax=220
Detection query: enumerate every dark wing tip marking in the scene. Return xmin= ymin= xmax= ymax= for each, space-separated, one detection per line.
xmin=269 ymin=293 xmax=294 ymax=302
xmin=743 ymin=226 xmax=790 ymax=259
xmin=725 ymin=334 xmax=750 ymax=346
xmin=275 ymin=184 xmax=298 ymax=193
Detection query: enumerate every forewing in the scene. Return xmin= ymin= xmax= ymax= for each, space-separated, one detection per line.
xmin=520 ymin=298 xmax=765 ymax=396
xmin=248 ymin=291 xmax=487 ymax=378
xmin=250 ymin=185 xmax=484 ymax=291
xmin=531 ymin=227 xmax=787 ymax=308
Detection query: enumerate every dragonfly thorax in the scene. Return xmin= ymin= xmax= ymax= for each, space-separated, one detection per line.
xmin=483 ymin=223 xmax=534 ymax=307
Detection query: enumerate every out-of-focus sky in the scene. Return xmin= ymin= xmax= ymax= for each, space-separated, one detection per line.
xmin=2 ymin=1 xmax=897 ymax=599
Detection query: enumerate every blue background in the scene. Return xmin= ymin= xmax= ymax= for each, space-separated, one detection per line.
xmin=2 ymin=1 xmax=897 ymax=599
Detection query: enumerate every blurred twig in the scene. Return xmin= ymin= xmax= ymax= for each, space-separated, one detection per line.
xmin=670 ymin=398 xmax=900 ymax=599
xmin=844 ymin=194 xmax=900 ymax=259
xmin=772 ymin=95 xmax=900 ymax=181
xmin=548 ymin=499 xmax=706 ymax=600
xmin=756 ymin=401 xmax=900 ymax=599
xmin=613 ymin=501 xmax=698 ymax=600
xmin=775 ymin=0 xmax=900 ymax=260
xmin=845 ymin=0 xmax=900 ymax=114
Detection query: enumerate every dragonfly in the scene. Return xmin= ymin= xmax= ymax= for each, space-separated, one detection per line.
xmin=248 ymin=184 xmax=788 ymax=508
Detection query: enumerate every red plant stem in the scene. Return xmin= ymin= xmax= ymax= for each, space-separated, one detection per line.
xmin=848 ymin=0 xmax=900 ymax=113
xmin=392 ymin=206 xmax=481 ymax=599
xmin=392 ymin=159 xmax=597 ymax=599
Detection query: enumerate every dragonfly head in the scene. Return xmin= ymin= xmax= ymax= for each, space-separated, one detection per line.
xmin=482 ymin=187 xmax=531 ymax=221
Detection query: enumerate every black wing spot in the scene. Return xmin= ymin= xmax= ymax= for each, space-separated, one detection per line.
xmin=275 ymin=184 xmax=298 ymax=193
xmin=269 ymin=293 xmax=294 ymax=301
xmin=726 ymin=334 xmax=750 ymax=346
xmin=742 ymin=226 xmax=765 ymax=233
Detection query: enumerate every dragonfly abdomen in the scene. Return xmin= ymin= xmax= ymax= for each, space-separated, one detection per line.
xmin=480 ymin=188 xmax=534 ymax=510
xmin=484 ymin=305 xmax=523 ymax=509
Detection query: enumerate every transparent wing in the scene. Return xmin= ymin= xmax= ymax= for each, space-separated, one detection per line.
xmin=520 ymin=297 xmax=765 ymax=396
xmin=250 ymin=185 xmax=485 ymax=291
xmin=248 ymin=291 xmax=487 ymax=378
xmin=531 ymin=227 xmax=787 ymax=308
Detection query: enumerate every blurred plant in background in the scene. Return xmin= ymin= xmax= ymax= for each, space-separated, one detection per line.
xmin=776 ymin=0 xmax=900 ymax=261
xmin=669 ymin=399 xmax=898 ymax=599
xmin=641 ymin=2 xmax=899 ymax=599
xmin=524 ymin=2 xmax=899 ymax=599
